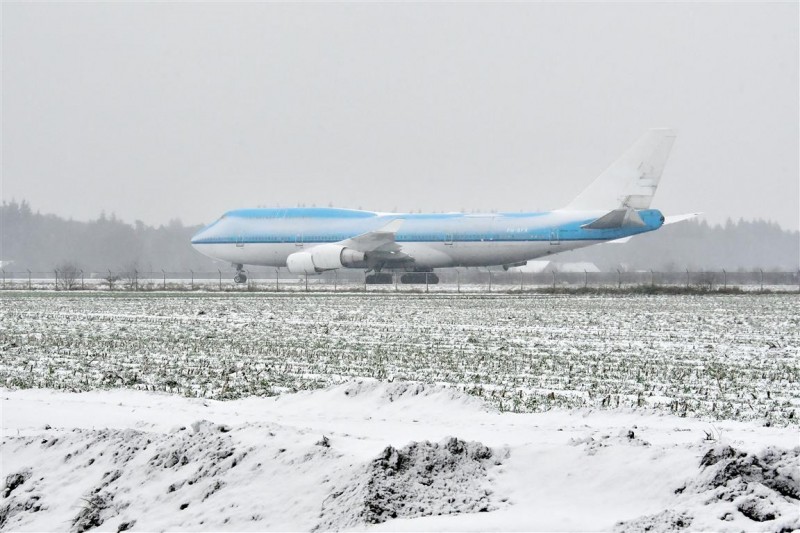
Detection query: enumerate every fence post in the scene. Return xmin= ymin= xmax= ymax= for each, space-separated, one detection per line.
xmin=394 ymin=271 xmax=398 ymax=292
xmin=488 ymin=270 xmax=492 ymax=292
xmin=218 ymin=269 xmax=222 ymax=291
xmin=134 ymin=269 xmax=138 ymax=291
xmin=334 ymin=270 xmax=338 ymax=293
xmin=80 ymin=270 xmax=84 ymax=290
xmin=617 ymin=269 xmax=621 ymax=289
xmin=190 ymin=270 xmax=194 ymax=291
xmin=650 ymin=269 xmax=655 ymax=287
xmin=456 ymin=269 xmax=460 ymax=293
xmin=1 ymin=269 xmax=4 ymax=290
xmin=553 ymin=270 xmax=557 ymax=290
xmin=425 ymin=272 xmax=429 ymax=293
xmin=722 ymin=269 xmax=726 ymax=290
xmin=28 ymin=269 xmax=31 ymax=291
xmin=760 ymin=268 xmax=764 ymax=292
xmin=364 ymin=271 xmax=367 ymax=292
xmin=108 ymin=270 xmax=114 ymax=291
xmin=305 ymin=273 xmax=309 ymax=292
xmin=275 ymin=269 xmax=279 ymax=292
xmin=686 ymin=269 xmax=690 ymax=288
xmin=520 ymin=271 xmax=524 ymax=292
xmin=161 ymin=270 xmax=165 ymax=290
xmin=55 ymin=270 xmax=59 ymax=291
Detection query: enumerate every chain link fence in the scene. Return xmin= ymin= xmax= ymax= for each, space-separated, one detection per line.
xmin=1 ymin=268 xmax=798 ymax=292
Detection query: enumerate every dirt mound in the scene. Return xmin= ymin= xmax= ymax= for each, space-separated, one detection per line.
xmin=613 ymin=510 xmax=693 ymax=533
xmin=699 ymin=445 xmax=800 ymax=501
xmin=616 ymin=445 xmax=800 ymax=532
xmin=0 ymin=421 xmax=250 ymax=532
xmin=316 ymin=437 xmax=506 ymax=531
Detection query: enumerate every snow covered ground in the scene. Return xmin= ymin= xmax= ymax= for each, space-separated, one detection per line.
xmin=2 ymin=381 xmax=798 ymax=532
xmin=2 ymin=293 xmax=798 ymax=424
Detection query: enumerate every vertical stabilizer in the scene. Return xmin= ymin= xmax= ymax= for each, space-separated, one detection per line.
xmin=566 ymin=129 xmax=676 ymax=211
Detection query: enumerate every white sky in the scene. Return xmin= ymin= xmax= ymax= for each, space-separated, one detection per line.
xmin=2 ymin=2 xmax=798 ymax=230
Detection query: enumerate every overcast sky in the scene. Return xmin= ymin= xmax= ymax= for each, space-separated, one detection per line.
xmin=2 ymin=2 xmax=798 ymax=230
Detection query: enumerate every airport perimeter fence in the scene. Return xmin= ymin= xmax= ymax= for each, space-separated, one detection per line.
xmin=1 ymin=268 xmax=799 ymax=293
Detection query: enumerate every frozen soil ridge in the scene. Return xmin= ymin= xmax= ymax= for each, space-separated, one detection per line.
xmin=316 ymin=437 xmax=506 ymax=531
xmin=336 ymin=379 xmax=498 ymax=413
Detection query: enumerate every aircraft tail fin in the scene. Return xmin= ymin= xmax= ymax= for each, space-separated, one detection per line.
xmin=566 ymin=129 xmax=676 ymax=211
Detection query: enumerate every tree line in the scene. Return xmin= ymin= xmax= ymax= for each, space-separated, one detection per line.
xmin=1 ymin=200 xmax=797 ymax=273
xmin=0 ymin=200 xmax=217 ymax=272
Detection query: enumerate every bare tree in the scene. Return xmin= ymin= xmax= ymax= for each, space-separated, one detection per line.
xmin=55 ymin=262 xmax=81 ymax=290
xmin=120 ymin=262 xmax=139 ymax=290
xmin=696 ymin=271 xmax=715 ymax=290
xmin=104 ymin=271 xmax=120 ymax=290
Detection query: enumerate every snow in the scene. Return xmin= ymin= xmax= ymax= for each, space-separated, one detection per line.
xmin=2 ymin=293 xmax=798 ymax=424
xmin=2 ymin=380 xmax=798 ymax=532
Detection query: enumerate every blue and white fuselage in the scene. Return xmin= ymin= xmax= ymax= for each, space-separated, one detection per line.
xmin=191 ymin=207 xmax=664 ymax=270
xmin=191 ymin=129 xmax=693 ymax=280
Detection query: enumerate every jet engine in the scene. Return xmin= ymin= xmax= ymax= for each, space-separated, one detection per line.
xmin=286 ymin=244 xmax=366 ymax=274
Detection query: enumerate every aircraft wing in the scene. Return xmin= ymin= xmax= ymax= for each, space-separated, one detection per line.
xmin=338 ymin=219 xmax=411 ymax=260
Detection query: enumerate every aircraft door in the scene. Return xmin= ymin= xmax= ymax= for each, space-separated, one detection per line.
xmin=444 ymin=233 xmax=454 ymax=245
xmin=549 ymin=228 xmax=560 ymax=245
xmin=294 ymin=233 xmax=303 ymax=247
xmin=236 ymin=234 xmax=245 ymax=248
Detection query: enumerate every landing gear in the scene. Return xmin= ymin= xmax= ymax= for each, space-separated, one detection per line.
xmin=233 ymin=264 xmax=247 ymax=284
xmin=400 ymin=272 xmax=439 ymax=284
xmin=365 ymin=272 xmax=394 ymax=284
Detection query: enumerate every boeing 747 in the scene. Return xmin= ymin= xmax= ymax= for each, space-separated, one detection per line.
xmin=191 ymin=129 xmax=695 ymax=283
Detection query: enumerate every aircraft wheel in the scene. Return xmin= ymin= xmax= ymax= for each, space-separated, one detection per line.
xmin=366 ymin=273 xmax=393 ymax=284
xmin=401 ymin=272 xmax=437 ymax=284
xmin=234 ymin=273 xmax=247 ymax=284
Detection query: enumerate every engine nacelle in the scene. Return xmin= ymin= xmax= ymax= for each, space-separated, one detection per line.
xmin=286 ymin=245 xmax=366 ymax=274
xmin=286 ymin=251 xmax=317 ymax=274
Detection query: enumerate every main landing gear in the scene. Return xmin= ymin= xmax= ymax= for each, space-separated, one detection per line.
xmin=364 ymin=268 xmax=440 ymax=285
xmin=400 ymin=272 xmax=439 ymax=284
xmin=365 ymin=272 xmax=394 ymax=284
xmin=233 ymin=264 xmax=247 ymax=284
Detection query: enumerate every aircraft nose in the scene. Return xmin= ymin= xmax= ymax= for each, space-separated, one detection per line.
xmin=191 ymin=227 xmax=208 ymax=246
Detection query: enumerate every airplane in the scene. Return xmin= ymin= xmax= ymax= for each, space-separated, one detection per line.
xmin=191 ymin=129 xmax=697 ymax=284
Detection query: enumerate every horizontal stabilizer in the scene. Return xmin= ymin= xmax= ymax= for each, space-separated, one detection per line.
xmin=664 ymin=213 xmax=702 ymax=225
xmin=602 ymin=236 xmax=633 ymax=244
xmin=582 ymin=208 xmax=646 ymax=230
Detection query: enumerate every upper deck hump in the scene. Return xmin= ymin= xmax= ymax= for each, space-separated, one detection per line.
xmin=224 ymin=207 xmax=379 ymax=219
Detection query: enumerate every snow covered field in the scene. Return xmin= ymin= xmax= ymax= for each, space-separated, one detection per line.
xmin=1 ymin=293 xmax=798 ymax=423
xmin=2 ymin=381 xmax=798 ymax=532
xmin=1 ymin=293 xmax=798 ymax=531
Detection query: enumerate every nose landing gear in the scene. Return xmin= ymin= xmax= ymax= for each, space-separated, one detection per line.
xmin=233 ymin=264 xmax=248 ymax=284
